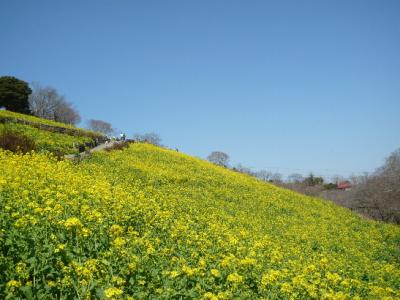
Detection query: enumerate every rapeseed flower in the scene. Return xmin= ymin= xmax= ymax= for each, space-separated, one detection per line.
xmin=104 ymin=287 xmax=123 ymax=299
xmin=211 ymin=269 xmax=221 ymax=278
xmin=227 ymin=272 xmax=243 ymax=284
xmin=0 ymin=144 xmax=399 ymax=298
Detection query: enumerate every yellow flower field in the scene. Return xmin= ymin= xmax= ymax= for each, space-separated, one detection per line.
xmin=0 ymin=143 xmax=399 ymax=299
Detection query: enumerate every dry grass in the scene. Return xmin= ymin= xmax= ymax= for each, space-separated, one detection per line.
xmin=0 ymin=129 xmax=36 ymax=153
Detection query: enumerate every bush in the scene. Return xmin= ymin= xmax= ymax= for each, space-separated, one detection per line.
xmin=0 ymin=129 xmax=36 ymax=153
xmin=323 ymin=183 xmax=337 ymax=190
xmin=50 ymin=150 xmax=66 ymax=161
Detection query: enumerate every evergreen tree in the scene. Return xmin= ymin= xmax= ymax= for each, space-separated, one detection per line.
xmin=0 ymin=76 xmax=32 ymax=113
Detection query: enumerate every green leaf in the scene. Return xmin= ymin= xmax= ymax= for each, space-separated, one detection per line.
xmin=20 ymin=286 xmax=33 ymax=300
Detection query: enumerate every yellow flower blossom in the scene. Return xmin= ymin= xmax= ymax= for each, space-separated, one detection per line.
xmin=0 ymin=142 xmax=398 ymax=299
xmin=104 ymin=287 xmax=123 ymax=299
xmin=112 ymin=237 xmax=126 ymax=248
xmin=261 ymin=270 xmax=281 ymax=286
xmin=211 ymin=269 xmax=221 ymax=278
xmin=6 ymin=280 xmax=21 ymax=288
xmin=109 ymin=224 xmax=124 ymax=236
xmin=182 ymin=265 xmax=196 ymax=277
xmin=64 ymin=217 xmax=83 ymax=229
xmin=54 ymin=243 xmax=66 ymax=253
xmin=227 ymin=272 xmax=243 ymax=284
xmin=169 ymin=270 xmax=180 ymax=278
xmin=6 ymin=280 xmax=21 ymax=292
xmin=239 ymin=257 xmax=257 ymax=266
xmin=203 ymin=292 xmax=219 ymax=300
xmin=112 ymin=276 xmax=125 ymax=286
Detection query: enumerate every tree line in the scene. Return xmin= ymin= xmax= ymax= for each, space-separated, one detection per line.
xmin=0 ymin=76 xmax=80 ymax=124
xmin=0 ymin=76 xmax=115 ymax=135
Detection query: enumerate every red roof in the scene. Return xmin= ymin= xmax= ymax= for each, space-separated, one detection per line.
xmin=337 ymin=181 xmax=351 ymax=189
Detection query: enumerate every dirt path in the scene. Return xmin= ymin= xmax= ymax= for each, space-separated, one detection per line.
xmin=89 ymin=141 xmax=118 ymax=153
xmin=64 ymin=140 xmax=119 ymax=160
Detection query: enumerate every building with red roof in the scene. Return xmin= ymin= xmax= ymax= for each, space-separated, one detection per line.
xmin=337 ymin=180 xmax=352 ymax=190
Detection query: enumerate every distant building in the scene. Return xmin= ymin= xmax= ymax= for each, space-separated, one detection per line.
xmin=337 ymin=180 xmax=352 ymax=191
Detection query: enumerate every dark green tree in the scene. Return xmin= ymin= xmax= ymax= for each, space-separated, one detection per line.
xmin=0 ymin=76 xmax=32 ymax=113
xmin=304 ymin=173 xmax=324 ymax=186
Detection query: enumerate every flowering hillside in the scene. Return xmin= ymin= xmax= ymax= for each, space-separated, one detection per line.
xmin=0 ymin=110 xmax=104 ymax=154
xmin=0 ymin=110 xmax=104 ymax=139
xmin=0 ymin=110 xmax=101 ymax=138
xmin=0 ymin=144 xmax=399 ymax=299
xmin=0 ymin=123 xmax=93 ymax=154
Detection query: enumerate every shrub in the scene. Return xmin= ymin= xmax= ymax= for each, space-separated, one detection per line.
xmin=50 ymin=150 xmax=65 ymax=161
xmin=323 ymin=183 xmax=338 ymax=190
xmin=0 ymin=128 xmax=36 ymax=153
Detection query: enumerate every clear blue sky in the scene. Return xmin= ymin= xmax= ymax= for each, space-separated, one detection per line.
xmin=1 ymin=0 xmax=399 ymax=180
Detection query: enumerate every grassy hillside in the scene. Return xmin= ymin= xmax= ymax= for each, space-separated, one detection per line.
xmin=0 ymin=110 xmax=103 ymax=154
xmin=0 ymin=123 xmax=93 ymax=155
xmin=0 ymin=144 xmax=399 ymax=299
xmin=0 ymin=110 xmax=100 ymax=137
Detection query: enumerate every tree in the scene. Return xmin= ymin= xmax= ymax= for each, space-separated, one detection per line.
xmin=331 ymin=175 xmax=345 ymax=185
xmin=207 ymin=151 xmax=229 ymax=167
xmin=270 ymin=172 xmax=283 ymax=183
xmin=53 ymin=101 xmax=81 ymax=125
xmin=287 ymin=173 xmax=304 ymax=183
xmin=254 ymin=170 xmax=273 ymax=181
xmin=352 ymin=148 xmax=400 ymax=223
xmin=28 ymin=83 xmax=58 ymax=119
xmin=133 ymin=132 xmax=162 ymax=146
xmin=87 ymin=119 xmax=113 ymax=135
xmin=349 ymin=173 xmax=369 ymax=185
xmin=28 ymin=83 xmax=80 ymax=124
xmin=303 ymin=173 xmax=324 ymax=186
xmin=234 ymin=163 xmax=254 ymax=176
xmin=0 ymin=76 xmax=32 ymax=113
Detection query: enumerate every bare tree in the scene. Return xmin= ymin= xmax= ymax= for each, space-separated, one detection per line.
xmin=287 ymin=173 xmax=304 ymax=183
xmin=234 ymin=163 xmax=254 ymax=175
xmin=87 ymin=119 xmax=113 ymax=135
xmin=28 ymin=83 xmax=80 ymax=124
xmin=349 ymin=173 xmax=369 ymax=185
xmin=28 ymin=83 xmax=59 ymax=120
xmin=207 ymin=151 xmax=229 ymax=167
xmin=53 ymin=101 xmax=80 ymax=125
xmin=352 ymin=148 xmax=400 ymax=223
xmin=254 ymin=170 xmax=273 ymax=181
xmin=270 ymin=172 xmax=283 ymax=183
xmin=331 ymin=175 xmax=344 ymax=185
xmin=133 ymin=132 xmax=162 ymax=146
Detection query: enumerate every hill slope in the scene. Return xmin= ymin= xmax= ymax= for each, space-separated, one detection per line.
xmin=0 ymin=110 xmax=104 ymax=154
xmin=0 ymin=110 xmax=101 ymax=137
xmin=0 ymin=144 xmax=399 ymax=299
